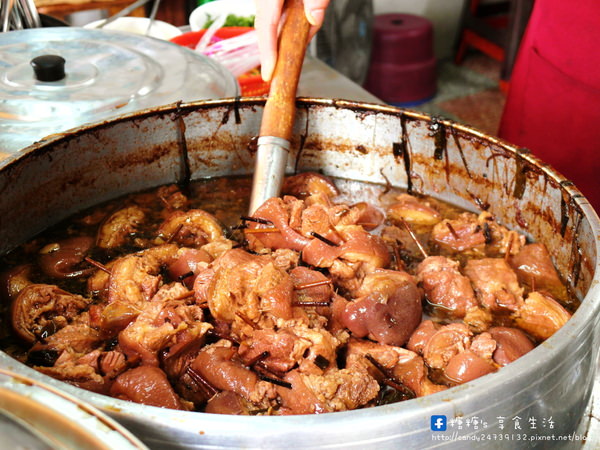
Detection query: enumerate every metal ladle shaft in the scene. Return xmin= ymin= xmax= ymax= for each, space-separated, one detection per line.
xmin=1 ymin=0 xmax=15 ymax=32
xmin=251 ymin=136 xmax=291 ymax=210
xmin=144 ymin=0 xmax=161 ymax=35
xmin=19 ymin=0 xmax=40 ymax=28
xmin=248 ymin=0 xmax=311 ymax=213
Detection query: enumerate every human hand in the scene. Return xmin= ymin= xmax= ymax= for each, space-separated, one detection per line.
xmin=254 ymin=0 xmax=330 ymax=81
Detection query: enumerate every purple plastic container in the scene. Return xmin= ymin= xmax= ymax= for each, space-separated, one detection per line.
xmin=364 ymin=14 xmax=437 ymax=104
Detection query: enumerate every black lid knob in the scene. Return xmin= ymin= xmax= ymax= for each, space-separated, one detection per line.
xmin=31 ymin=55 xmax=66 ymax=82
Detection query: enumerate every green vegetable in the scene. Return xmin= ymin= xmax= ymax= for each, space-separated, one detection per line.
xmin=203 ymin=13 xmax=255 ymax=29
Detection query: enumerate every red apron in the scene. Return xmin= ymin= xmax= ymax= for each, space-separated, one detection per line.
xmin=498 ymin=0 xmax=600 ymax=211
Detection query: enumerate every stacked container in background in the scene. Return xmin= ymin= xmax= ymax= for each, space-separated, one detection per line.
xmin=364 ymin=13 xmax=437 ymax=105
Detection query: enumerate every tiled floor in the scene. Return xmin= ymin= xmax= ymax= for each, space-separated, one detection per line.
xmin=409 ymin=51 xmax=506 ymax=137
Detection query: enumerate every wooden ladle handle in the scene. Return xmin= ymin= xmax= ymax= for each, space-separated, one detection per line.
xmin=259 ymin=0 xmax=311 ymax=141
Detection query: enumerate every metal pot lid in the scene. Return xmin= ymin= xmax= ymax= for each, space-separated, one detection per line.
xmin=0 ymin=368 xmax=148 ymax=449
xmin=0 ymin=27 xmax=239 ymax=153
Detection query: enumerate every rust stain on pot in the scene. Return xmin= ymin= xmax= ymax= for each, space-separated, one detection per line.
xmin=233 ymin=97 xmax=242 ymax=124
xmin=353 ymin=110 xmax=374 ymax=121
xmin=560 ymin=188 xmax=572 ymax=237
xmin=247 ymin=136 xmax=259 ymax=155
xmin=221 ymin=97 xmax=243 ymax=125
xmin=513 ymin=149 xmax=530 ymax=200
xmin=450 ymin=128 xmax=472 ymax=179
xmin=173 ymin=106 xmax=191 ymax=189
xmin=540 ymin=204 xmax=562 ymax=236
xmin=470 ymin=139 xmax=486 ymax=151
xmin=468 ymin=191 xmax=490 ymax=211
xmin=107 ymin=145 xmax=172 ymax=171
xmin=392 ymin=114 xmax=413 ymax=194
xmin=189 ymin=130 xmax=254 ymax=172
xmin=329 ymin=100 xmax=378 ymax=122
xmin=301 ymin=139 xmax=357 ymax=155
xmin=485 ymin=147 xmax=515 ymax=198
xmin=424 ymin=117 xmax=454 ymax=185
xmin=568 ymin=212 xmax=584 ymax=292
xmin=295 ymin=133 xmax=308 ymax=173
xmin=485 ymin=147 xmax=513 ymax=167
xmin=294 ymin=109 xmax=311 ymax=173
xmin=514 ymin=202 xmax=528 ymax=228
xmin=429 ymin=117 xmax=447 ymax=161
xmin=221 ymin=107 xmax=231 ymax=125
xmin=412 ymin=152 xmax=493 ymax=190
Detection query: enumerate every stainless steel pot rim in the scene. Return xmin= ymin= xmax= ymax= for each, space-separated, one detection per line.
xmin=0 ymin=367 xmax=148 ymax=448
xmin=5 ymin=96 xmax=600 ymax=215
xmin=1 ymin=97 xmax=598 ymax=429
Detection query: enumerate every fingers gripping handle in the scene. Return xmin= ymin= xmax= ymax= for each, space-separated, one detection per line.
xmin=259 ymin=0 xmax=311 ymax=141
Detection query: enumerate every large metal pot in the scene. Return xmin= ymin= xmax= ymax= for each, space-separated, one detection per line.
xmin=0 ymin=98 xmax=598 ymax=449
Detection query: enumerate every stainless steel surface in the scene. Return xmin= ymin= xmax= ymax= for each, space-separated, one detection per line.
xmin=581 ymin=355 xmax=600 ymax=448
xmin=145 ymin=0 xmax=161 ymax=35
xmin=0 ymin=409 xmax=55 ymax=449
xmin=0 ymin=28 xmax=239 ymax=153
xmin=20 ymin=0 xmax=41 ymax=28
xmin=1 ymin=0 xmax=12 ymax=32
xmin=249 ymin=136 xmax=291 ymax=213
xmin=0 ymin=368 xmax=148 ymax=449
xmin=8 ymin=1 xmax=22 ymax=29
xmin=0 ymin=98 xmax=598 ymax=449
xmin=1 ymin=0 xmax=41 ymax=31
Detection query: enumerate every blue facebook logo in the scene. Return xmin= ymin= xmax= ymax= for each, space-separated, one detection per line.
xmin=431 ymin=415 xmax=447 ymax=431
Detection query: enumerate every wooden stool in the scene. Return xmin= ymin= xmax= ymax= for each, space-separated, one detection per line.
xmin=455 ymin=0 xmax=534 ymax=91
xmin=34 ymin=0 xmax=146 ymax=22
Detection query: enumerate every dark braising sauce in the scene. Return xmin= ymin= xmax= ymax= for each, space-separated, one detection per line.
xmin=0 ymin=174 xmax=576 ymax=415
